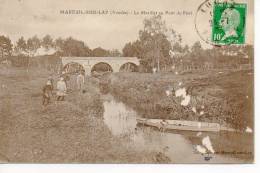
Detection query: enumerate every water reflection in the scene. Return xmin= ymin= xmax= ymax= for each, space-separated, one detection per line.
xmin=103 ymin=97 xmax=192 ymax=159
xmin=102 ymin=95 xmax=246 ymax=163
xmin=103 ymin=99 xmax=137 ymax=136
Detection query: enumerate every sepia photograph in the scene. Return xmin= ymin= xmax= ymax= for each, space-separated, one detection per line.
xmin=0 ymin=0 xmax=254 ymax=164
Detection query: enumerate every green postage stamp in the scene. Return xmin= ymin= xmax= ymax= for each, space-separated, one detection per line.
xmin=212 ymin=2 xmax=247 ymax=45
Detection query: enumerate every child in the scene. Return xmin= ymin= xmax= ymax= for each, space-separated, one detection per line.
xmin=56 ymin=77 xmax=67 ymax=101
xmin=42 ymin=83 xmax=52 ymax=106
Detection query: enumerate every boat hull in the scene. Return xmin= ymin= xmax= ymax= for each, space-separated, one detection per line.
xmin=136 ymin=118 xmax=221 ymax=132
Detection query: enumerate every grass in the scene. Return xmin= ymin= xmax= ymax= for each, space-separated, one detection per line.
xmin=0 ymin=67 xmax=159 ymax=163
xmin=105 ymin=69 xmax=253 ymax=130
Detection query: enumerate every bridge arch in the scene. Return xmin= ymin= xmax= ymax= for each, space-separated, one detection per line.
xmin=91 ymin=62 xmax=113 ymax=74
xmin=63 ymin=62 xmax=85 ymax=74
xmin=119 ymin=62 xmax=139 ymax=72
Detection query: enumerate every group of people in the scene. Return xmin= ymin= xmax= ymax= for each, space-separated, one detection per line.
xmin=42 ymin=70 xmax=85 ymax=106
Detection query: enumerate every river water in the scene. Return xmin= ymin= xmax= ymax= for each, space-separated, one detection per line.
xmin=102 ymin=94 xmax=248 ymax=163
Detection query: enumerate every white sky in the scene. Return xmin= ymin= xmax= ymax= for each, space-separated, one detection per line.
xmin=0 ymin=0 xmax=254 ymax=50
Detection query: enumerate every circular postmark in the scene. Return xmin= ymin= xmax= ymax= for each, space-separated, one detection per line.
xmin=194 ymin=0 xmax=247 ymax=46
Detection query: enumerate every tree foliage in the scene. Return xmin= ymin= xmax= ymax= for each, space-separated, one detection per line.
xmin=41 ymin=34 xmax=54 ymax=50
xmin=62 ymin=37 xmax=91 ymax=57
xmin=92 ymin=47 xmax=110 ymax=57
xmin=16 ymin=37 xmax=27 ymax=52
xmin=27 ymin=35 xmax=41 ymax=57
xmin=0 ymin=35 xmax=13 ymax=60
xmin=109 ymin=49 xmax=122 ymax=57
xmin=122 ymin=15 xmax=180 ymax=72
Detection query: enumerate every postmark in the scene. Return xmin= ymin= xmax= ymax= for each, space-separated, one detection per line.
xmin=194 ymin=0 xmax=247 ymax=46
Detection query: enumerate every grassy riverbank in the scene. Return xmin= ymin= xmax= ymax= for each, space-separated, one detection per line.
xmin=105 ymin=69 xmax=253 ymax=130
xmin=102 ymin=70 xmax=253 ymax=161
xmin=0 ymin=67 xmax=159 ymax=163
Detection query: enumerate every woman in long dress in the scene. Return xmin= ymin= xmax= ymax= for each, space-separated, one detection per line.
xmin=56 ymin=77 xmax=67 ymax=101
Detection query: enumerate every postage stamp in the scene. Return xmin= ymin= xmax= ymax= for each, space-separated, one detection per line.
xmin=212 ymin=2 xmax=247 ymax=45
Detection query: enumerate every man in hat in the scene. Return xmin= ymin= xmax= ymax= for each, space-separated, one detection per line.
xmin=56 ymin=77 xmax=67 ymax=101
xmin=76 ymin=71 xmax=85 ymax=91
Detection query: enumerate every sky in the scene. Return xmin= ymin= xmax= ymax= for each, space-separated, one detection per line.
xmin=0 ymin=0 xmax=254 ymax=51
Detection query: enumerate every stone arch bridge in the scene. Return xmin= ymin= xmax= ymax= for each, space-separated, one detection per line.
xmin=61 ymin=57 xmax=140 ymax=75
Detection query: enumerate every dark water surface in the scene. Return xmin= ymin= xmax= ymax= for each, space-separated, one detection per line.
xmin=102 ymin=94 xmax=252 ymax=163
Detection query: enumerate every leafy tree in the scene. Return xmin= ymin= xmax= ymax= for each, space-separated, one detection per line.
xmin=15 ymin=37 xmax=27 ymax=55
xmin=56 ymin=37 xmax=91 ymax=57
xmin=141 ymin=16 xmax=171 ymax=71
xmin=26 ymin=35 xmax=41 ymax=72
xmin=122 ymin=41 xmax=142 ymax=57
xmin=109 ymin=49 xmax=122 ymax=57
xmin=54 ymin=37 xmax=65 ymax=55
xmin=189 ymin=41 xmax=204 ymax=66
xmin=41 ymin=34 xmax=53 ymax=50
xmin=27 ymin=35 xmax=41 ymax=57
xmin=92 ymin=47 xmax=110 ymax=57
xmin=143 ymin=15 xmax=167 ymax=34
xmin=191 ymin=41 xmax=202 ymax=55
xmin=0 ymin=35 xmax=13 ymax=60
xmin=183 ymin=45 xmax=190 ymax=53
xmin=122 ymin=15 xmax=181 ymax=72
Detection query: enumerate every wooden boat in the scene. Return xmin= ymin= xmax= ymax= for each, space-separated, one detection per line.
xmin=136 ymin=118 xmax=221 ymax=132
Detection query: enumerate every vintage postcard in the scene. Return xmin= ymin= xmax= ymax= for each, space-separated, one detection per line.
xmin=0 ymin=0 xmax=254 ymax=163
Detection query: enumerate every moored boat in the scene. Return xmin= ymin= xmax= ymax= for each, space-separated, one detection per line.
xmin=136 ymin=118 xmax=222 ymax=132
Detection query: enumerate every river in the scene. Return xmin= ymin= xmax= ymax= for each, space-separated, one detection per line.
xmin=102 ymin=94 xmax=250 ymax=163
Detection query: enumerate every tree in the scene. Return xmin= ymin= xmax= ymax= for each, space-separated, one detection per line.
xmin=26 ymin=35 xmax=41 ymax=72
xmin=122 ymin=41 xmax=142 ymax=57
xmin=190 ymin=41 xmax=204 ymax=66
xmin=122 ymin=15 xmax=181 ymax=72
xmin=138 ymin=31 xmax=172 ymax=71
xmin=191 ymin=41 xmax=202 ymax=55
xmin=0 ymin=35 xmax=13 ymax=60
xmin=92 ymin=47 xmax=110 ymax=57
xmin=41 ymin=34 xmax=53 ymax=50
xmin=27 ymin=35 xmax=41 ymax=57
xmin=142 ymin=16 xmax=168 ymax=71
xmin=54 ymin=37 xmax=65 ymax=55
xmin=109 ymin=49 xmax=122 ymax=57
xmin=183 ymin=45 xmax=190 ymax=53
xmin=54 ymin=37 xmax=93 ymax=57
xmin=15 ymin=37 xmax=27 ymax=55
xmin=63 ymin=37 xmax=91 ymax=57
xmin=143 ymin=15 xmax=167 ymax=34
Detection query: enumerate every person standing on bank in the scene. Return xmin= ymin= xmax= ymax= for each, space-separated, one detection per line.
xmin=42 ymin=81 xmax=53 ymax=106
xmin=60 ymin=71 xmax=70 ymax=90
xmin=76 ymin=71 xmax=85 ymax=91
xmin=47 ymin=76 xmax=54 ymax=94
xmin=56 ymin=77 xmax=67 ymax=101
